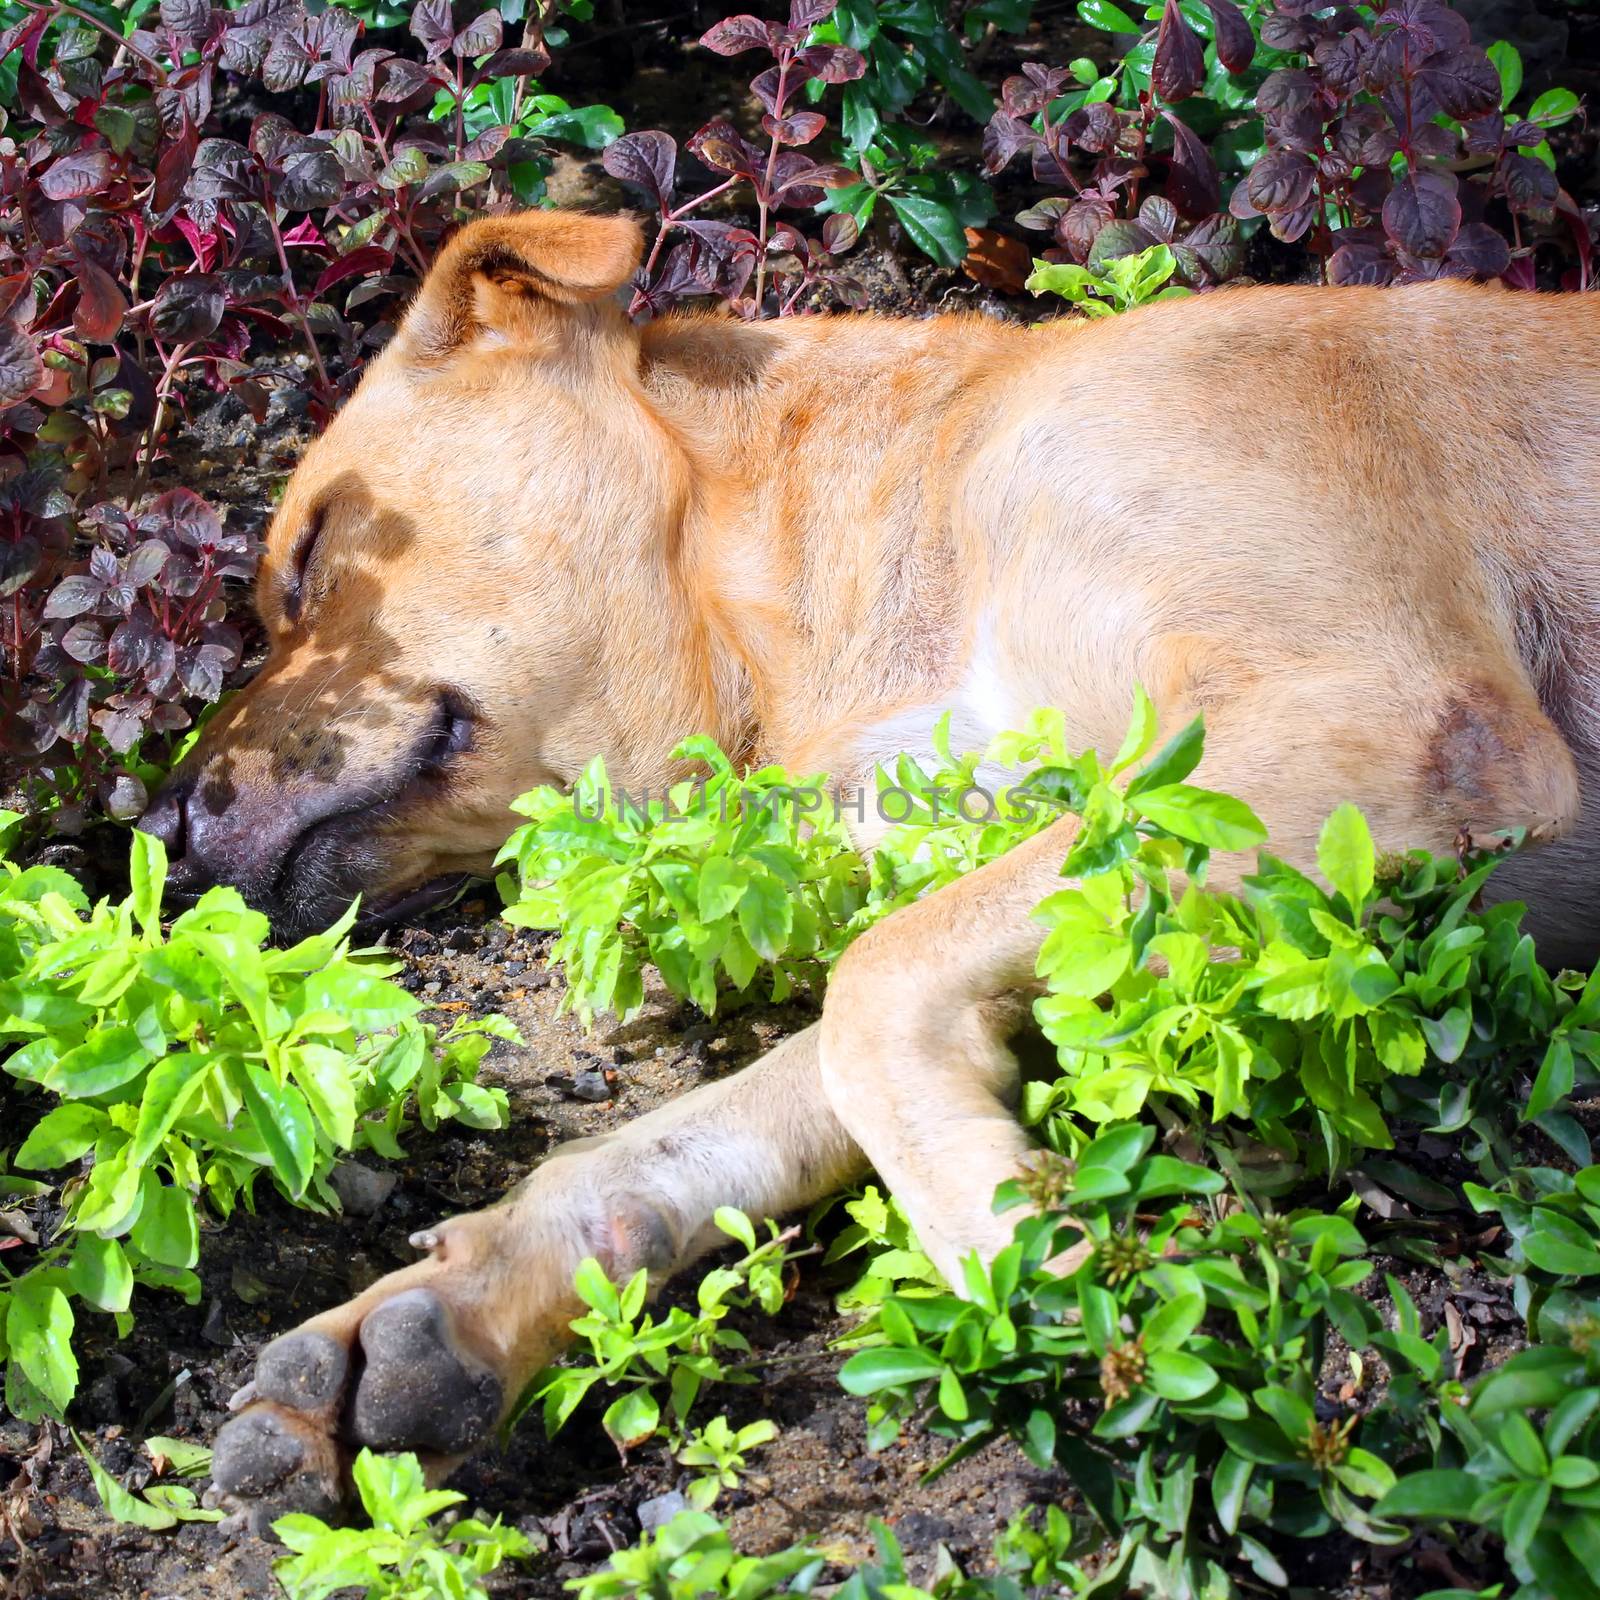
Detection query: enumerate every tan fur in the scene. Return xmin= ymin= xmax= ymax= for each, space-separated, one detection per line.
xmin=182 ymin=212 xmax=1599 ymax=1508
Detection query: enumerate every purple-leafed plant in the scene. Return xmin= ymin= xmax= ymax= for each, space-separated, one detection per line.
xmin=600 ymin=0 xmax=868 ymax=318
xmin=1235 ymin=0 xmax=1591 ymax=287
xmin=982 ymin=0 xmax=1252 ymax=288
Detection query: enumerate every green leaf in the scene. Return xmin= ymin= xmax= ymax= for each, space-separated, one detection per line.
xmin=1521 ymin=1223 xmax=1600 ymax=1278
xmin=128 ymin=828 xmax=166 ymax=940
xmin=128 ymin=1051 xmax=210 ymax=1165
xmin=1529 ymin=87 xmax=1580 ymax=127
xmin=1110 ymin=686 xmax=1158 ymax=775
xmin=1126 ymin=716 xmax=1205 ymax=796
xmin=15 ymin=1104 xmax=110 ymax=1169
xmin=1147 ymin=1350 xmax=1218 ymax=1401
xmin=1526 ymin=1036 xmax=1576 ymax=1122
xmin=297 ymin=966 xmax=418 ymax=1033
xmin=234 ymin=1065 xmax=316 ymax=1199
xmin=573 ymin=1256 xmax=621 ymax=1318
xmin=1505 ymin=1478 xmax=1551 ymax=1562
xmin=1377 ymin=1469 xmax=1480 ymax=1520
xmin=68 ymin=1235 xmax=134 ymax=1314
xmin=1212 ymin=1450 xmax=1253 ymax=1534
xmin=838 ymin=1346 xmax=945 ymax=1394
xmin=1132 ymin=784 xmax=1266 ymax=850
xmin=130 ymin=1179 xmax=200 ymax=1269
xmin=1142 ymin=1291 xmax=1205 ymax=1351
xmin=144 ymin=1437 xmax=214 ymax=1477
xmin=1486 ymin=40 xmax=1522 ymax=109
xmin=45 ymin=1025 xmax=153 ymax=1098
xmin=1317 ymin=804 xmax=1375 ymax=910
xmin=1077 ymin=0 xmax=1140 ymax=32
xmin=603 ymin=1387 xmax=661 ymax=1451
xmin=738 ymin=875 xmax=793 ymax=961
xmin=1254 ymin=1385 xmax=1313 ymax=1443
xmin=74 ymin=1432 xmax=177 ymax=1530
xmin=8 ymin=1279 xmax=78 ymax=1415
xmin=698 ymin=856 xmax=746 ymax=921
xmin=885 ymin=190 xmax=967 ymax=267
xmin=715 ymin=1207 xmax=757 ymax=1252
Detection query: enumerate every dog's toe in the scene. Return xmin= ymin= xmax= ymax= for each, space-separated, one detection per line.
xmin=350 ymin=1288 xmax=503 ymax=1455
xmin=254 ymin=1327 xmax=351 ymax=1421
xmin=211 ymin=1403 xmax=344 ymax=1523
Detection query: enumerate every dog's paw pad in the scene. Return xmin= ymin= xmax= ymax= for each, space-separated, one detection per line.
xmin=350 ymin=1288 xmax=502 ymax=1455
xmin=211 ymin=1403 xmax=342 ymax=1523
xmin=254 ymin=1328 xmax=350 ymax=1417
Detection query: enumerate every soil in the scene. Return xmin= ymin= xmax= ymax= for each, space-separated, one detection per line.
xmin=4 ymin=2 xmax=1600 ymax=1596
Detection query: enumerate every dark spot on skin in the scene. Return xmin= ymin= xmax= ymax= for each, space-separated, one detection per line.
xmin=1426 ymin=691 xmax=1510 ymax=802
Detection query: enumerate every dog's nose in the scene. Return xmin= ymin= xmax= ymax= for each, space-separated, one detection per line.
xmin=137 ymin=775 xmax=212 ymax=902
xmin=138 ymin=777 xmax=186 ymax=853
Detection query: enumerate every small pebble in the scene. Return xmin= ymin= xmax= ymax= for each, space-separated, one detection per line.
xmin=571 ymin=1068 xmax=613 ymax=1102
xmin=329 ymin=1161 xmax=398 ymax=1218
xmin=637 ymin=1492 xmax=688 ymax=1533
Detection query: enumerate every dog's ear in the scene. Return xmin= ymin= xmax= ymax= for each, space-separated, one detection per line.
xmin=403 ymin=210 xmax=642 ymax=357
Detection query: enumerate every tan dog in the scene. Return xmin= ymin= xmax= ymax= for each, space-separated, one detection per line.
xmin=138 ymin=210 xmax=1599 ymax=1523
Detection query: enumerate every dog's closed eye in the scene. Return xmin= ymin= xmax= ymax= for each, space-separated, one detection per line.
xmin=283 ymin=504 xmax=326 ymax=624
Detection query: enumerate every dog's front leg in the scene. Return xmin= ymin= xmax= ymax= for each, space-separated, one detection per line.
xmin=211 ymin=1023 xmax=862 ymax=1528
xmin=818 ymin=815 xmax=1085 ymax=1284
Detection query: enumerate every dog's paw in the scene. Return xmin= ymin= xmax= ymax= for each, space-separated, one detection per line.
xmin=210 ymin=1274 xmax=505 ymax=1530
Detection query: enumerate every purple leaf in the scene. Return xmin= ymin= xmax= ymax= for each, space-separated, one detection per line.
xmin=602 ymin=130 xmax=678 ymax=210
xmin=160 ymin=0 xmax=213 ymax=37
xmin=1153 ymin=0 xmax=1205 ymax=103
xmin=1171 ymin=212 xmax=1243 ymax=283
xmin=47 ymin=677 xmax=92 ymax=743
xmin=1246 ymin=149 xmax=1314 ymax=213
xmin=795 ymin=44 xmax=865 ymax=83
xmin=125 ymin=540 xmax=171 ymax=588
xmin=1137 ymin=194 xmax=1179 ymax=242
xmin=699 ymin=14 xmax=778 ymax=55
xmin=1328 ymin=240 xmax=1399 ymax=286
xmin=1444 ymin=222 xmax=1511 ymax=279
xmin=151 ymin=274 xmax=226 ymax=344
xmin=276 ymin=139 xmax=347 ymax=211
xmin=187 ymin=138 xmax=262 ymax=202
xmin=821 ymin=213 xmax=858 ymax=254
xmin=981 ymin=112 xmax=1036 ymax=176
xmin=109 ymin=613 xmax=162 ymax=678
xmin=410 ymin=0 xmax=455 ymax=61
xmin=788 ymin=0 xmax=838 ymax=29
xmin=1414 ymin=46 xmax=1500 ymax=121
xmin=0 ymin=317 xmax=42 ymax=407
xmin=452 ymin=9 xmax=501 ymax=57
xmin=1074 ymin=102 xmax=1122 ymax=155
xmin=1382 ymin=169 xmax=1460 ymax=258
xmin=60 ymin=619 xmax=106 ymax=664
xmin=40 ymin=150 xmax=113 ymax=201
xmin=377 ymin=58 xmax=443 ymax=102
xmin=143 ymin=488 xmax=224 ymax=554
xmin=1161 ymin=110 xmax=1221 ymax=217
xmin=482 ymin=46 xmax=549 ymax=77
xmin=1087 ymin=219 xmax=1160 ymax=274
xmin=762 ymin=110 xmax=827 ymax=146
xmin=1499 ymin=152 xmax=1558 ymax=218
xmin=1201 ymin=0 xmax=1255 ymax=74
xmin=43 ymin=575 xmax=106 ymax=620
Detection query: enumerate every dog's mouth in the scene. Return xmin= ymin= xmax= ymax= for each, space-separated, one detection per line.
xmin=264 ymin=692 xmax=482 ymax=936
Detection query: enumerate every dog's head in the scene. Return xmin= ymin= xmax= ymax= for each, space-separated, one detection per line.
xmin=140 ymin=210 xmax=702 ymax=935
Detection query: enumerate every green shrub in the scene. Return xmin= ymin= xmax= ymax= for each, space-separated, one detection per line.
xmin=273 ymin=1449 xmax=534 ymax=1600
xmin=0 ymin=822 xmax=514 ymax=1420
